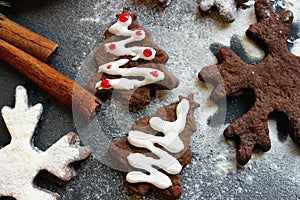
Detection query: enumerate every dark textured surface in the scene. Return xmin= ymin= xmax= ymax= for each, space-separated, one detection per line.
xmin=0 ymin=0 xmax=299 ymax=199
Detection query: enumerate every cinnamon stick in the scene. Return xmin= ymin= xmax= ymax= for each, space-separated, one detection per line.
xmin=0 ymin=38 xmax=101 ymax=120
xmin=0 ymin=16 xmax=58 ymax=62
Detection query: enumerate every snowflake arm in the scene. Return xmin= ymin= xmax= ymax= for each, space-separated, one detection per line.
xmin=2 ymin=86 xmax=43 ymax=143
xmin=40 ymin=132 xmax=92 ymax=181
xmin=13 ymin=186 xmax=60 ymax=200
xmin=199 ymin=46 xmax=254 ymax=102
xmin=246 ymin=0 xmax=293 ymax=54
xmin=224 ymin=102 xmax=271 ymax=165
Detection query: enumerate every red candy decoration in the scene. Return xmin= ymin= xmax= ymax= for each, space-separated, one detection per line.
xmin=150 ymin=71 xmax=159 ymax=78
xmin=100 ymin=79 xmax=112 ymax=89
xmin=143 ymin=49 xmax=152 ymax=58
xmin=118 ymin=13 xmax=130 ymax=23
xmin=106 ymin=65 xmax=112 ymax=69
xmin=136 ymin=30 xmax=143 ymax=36
xmin=109 ymin=44 xmax=116 ymax=50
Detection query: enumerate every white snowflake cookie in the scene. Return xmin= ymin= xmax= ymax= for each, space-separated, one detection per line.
xmin=199 ymin=0 xmax=249 ymax=22
xmin=0 ymin=86 xmax=92 ymax=200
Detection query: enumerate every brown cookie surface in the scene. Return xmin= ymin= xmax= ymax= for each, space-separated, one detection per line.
xmin=199 ymin=0 xmax=300 ymax=165
xmin=109 ymin=95 xmax=199 ymax=199
xmin=88 ymin=10 xmax=179 ymax=107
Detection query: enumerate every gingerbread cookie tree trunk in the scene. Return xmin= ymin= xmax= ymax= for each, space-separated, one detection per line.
xmin=88 ymin=10 xmax=179 ymax=107
xmin=199 ymin=0 xmax=249 ymax=22
xmin=0 ymin=86 xmax=92 ymax=199
xmin=199 ymin=0 xmax=300 ymax=165
xmin=109 ymin=95 xmax=199 ymax=199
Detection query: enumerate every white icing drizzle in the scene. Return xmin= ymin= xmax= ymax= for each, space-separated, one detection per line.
xmin=95 ymin=59 xmax=165 ymax=90
xmin=95 ymin=13 xmax=165 ymax=91
xmin=126 ymin=99 xmax=190 ymax=189
xmin=105 ymin=14 xmax=156 ymax=61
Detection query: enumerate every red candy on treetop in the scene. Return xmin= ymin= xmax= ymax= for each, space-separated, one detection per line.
xmin=118 ymin=13 xmax=130 ymax=23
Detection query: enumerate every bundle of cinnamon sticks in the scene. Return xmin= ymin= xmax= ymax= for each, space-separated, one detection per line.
xmin=0 ymin=16 xmax=101 ymax=120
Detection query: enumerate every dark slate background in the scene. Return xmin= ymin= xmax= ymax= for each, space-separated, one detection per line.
xmin=0 ymin=0 xmax=300 ymax=199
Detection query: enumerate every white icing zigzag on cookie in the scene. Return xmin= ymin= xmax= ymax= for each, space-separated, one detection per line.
xmin=95 ymin=59 xmax=165 ymax=90
xmin=106 ymin=13 xmax=156 ymax=61
xmin=95 ymin=13 xmax=164 ymax=91
xmin=0 ymin=86 xmax=91 ymax=200
xmin=126 ymin=99 xmax=190 ymax=189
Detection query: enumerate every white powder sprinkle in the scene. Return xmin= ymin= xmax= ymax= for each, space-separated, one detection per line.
xmin=74 ymin=0 xmax=300 ymax=183
xmin=291 ymin=38 xmax=300 ymax=56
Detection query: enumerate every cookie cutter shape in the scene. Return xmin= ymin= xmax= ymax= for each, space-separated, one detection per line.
xmin=199 ymin=0 xmax=300 ymax=165
xmin=0 ymin=86 xmax=92 ymax=200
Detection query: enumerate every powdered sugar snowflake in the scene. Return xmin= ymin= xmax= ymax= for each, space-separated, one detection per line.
xmin=0 ymin=86 xmax=92 ymax=200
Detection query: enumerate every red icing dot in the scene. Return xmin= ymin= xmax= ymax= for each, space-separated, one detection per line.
xmin=106 ymin=65 xmax=112 ymax=69
xmin=118 ymin=13 xmax=130 ymax=23
xmin=100 ymin=79 xmax=112 ymax=89
xmin=143 ymin=49 xmax=152 ymax=58
xmin=136 ymin=30 xmax=143 ymax=36
xmin=109 ymin=44 xmax=116 ymax=50
xmin=150 ymin=70 xmax=159 ymax=78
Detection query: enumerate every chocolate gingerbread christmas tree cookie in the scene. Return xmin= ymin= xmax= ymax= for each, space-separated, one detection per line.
xmin=88 ymin=10 xmax=179 ymax=107
xmin=199 ymin=0 xmax=300 ymax=165
xmin=199 ymin=0 xmax=249 ymax=22
xmin=109 ymin=95 xmax=199 ymax=199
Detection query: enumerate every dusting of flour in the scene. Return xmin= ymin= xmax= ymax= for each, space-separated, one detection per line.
xmin=290 ymin=38 xmax=300 ymax=56
xmin=75 ymin=0 xmax=300 ymax=182
xmin=199 ymin=0 xmax=300 ymax=176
